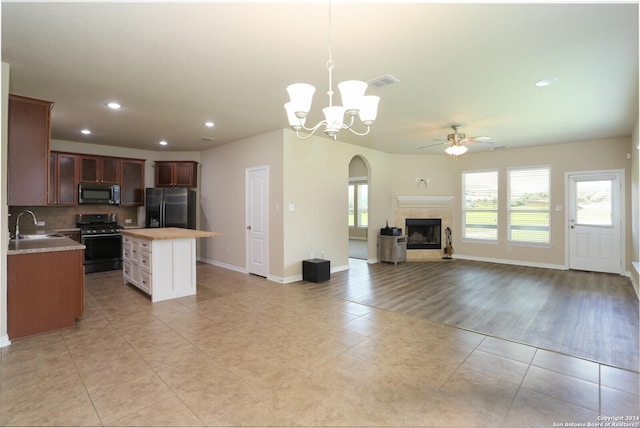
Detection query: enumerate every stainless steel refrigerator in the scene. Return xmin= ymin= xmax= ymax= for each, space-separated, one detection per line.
xmin=145 ymin=188 xmax=196 ymax=229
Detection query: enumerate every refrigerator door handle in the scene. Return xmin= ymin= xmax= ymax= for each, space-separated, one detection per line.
xmin=160 ymin=200 xmax=165 ymax=227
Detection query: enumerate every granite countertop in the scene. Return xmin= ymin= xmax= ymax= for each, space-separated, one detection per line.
xmin=8 ymin=237 xmax=85 ymax=255
xmin=120 ymin=227 xmax=220 ymax=241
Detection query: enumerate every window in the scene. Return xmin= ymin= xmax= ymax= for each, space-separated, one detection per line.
xmin=357 ymin=184 xmax=368 ymax=227
xmin=348 ymin=185 xmax=355 ymax=227
xmin=348 ymin=182 xmax=368 ymax=228
xmin=462 ymin=170 xmax=498 ymax=240
xmin=575 ymin=180 xmax=613 ymax=226
xmin=508 ymin=167 xmax=550 ymax=244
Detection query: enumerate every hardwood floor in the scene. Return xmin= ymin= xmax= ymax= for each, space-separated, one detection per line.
xmin=293 ymin=258 xmax=639 ymax=371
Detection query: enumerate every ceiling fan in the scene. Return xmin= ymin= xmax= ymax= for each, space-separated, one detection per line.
xmin=417 ymin=124 xmax=493 ymax=155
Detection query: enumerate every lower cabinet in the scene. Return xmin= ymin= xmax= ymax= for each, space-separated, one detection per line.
xmin=123 ymin=234 xmax=196 ymax=302
xmin=7 ymin=249 xmax=84 ymax=339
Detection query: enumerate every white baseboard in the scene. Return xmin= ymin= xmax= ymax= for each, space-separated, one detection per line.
xmin=197 ymin=258 xmax=349 ymax=284
xmin=453 ymin=254 xmax=567 ymax=271
xmin=197 ymin=257 xmax=247 ymax=274
xmin=0 ymin=334 xmax=11 ymax=348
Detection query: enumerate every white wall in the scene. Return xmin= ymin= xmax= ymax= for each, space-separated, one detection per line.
xmin=1 ymin=62 xmax=10 ymax=347
xmin=282 ymin=129 xmax=393 ymax=279
xmin=196 ymin=128 xmax=634 ymax=282
xmin=630 ymin=121 xmax=639 ymax=294
xmin=198 ymin=130 xmax=284 ymax=278
xmin=451 ymin=137 xmax=633 ymax=271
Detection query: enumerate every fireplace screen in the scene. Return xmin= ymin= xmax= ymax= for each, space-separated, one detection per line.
xmin=405 ymin=218 xmax=442 ymax=249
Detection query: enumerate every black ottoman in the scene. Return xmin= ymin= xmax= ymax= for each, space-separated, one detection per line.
xmin=302 ymin=258 xmax=330 ymax=283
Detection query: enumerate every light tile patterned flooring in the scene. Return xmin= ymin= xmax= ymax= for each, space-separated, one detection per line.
xmin=1 ymin=262 xmax=638 ymax=427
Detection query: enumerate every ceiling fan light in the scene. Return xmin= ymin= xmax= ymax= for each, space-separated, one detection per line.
xmin=445 ymin=144 xmax=468 ymax=156
xmin=286 ymin=83 xmax=315 ymax=117
xmin=338 ymin=80 xmax=367 ymax=114
xmin=358 ymin=95 xmax=380 ymax=125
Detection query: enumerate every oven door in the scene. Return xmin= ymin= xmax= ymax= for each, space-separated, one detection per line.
xmin=81 ymin=233 xmax=122 ymax=271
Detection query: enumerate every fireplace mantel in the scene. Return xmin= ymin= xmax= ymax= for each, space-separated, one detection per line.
xmin=396 ymin=196 xmax=454 ymax=209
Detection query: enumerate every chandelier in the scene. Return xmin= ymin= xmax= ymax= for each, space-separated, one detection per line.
xmin=445 ymin=125 xmax=468 ymax=156
xmin=284 ymin=5 xmax=380 ymax=141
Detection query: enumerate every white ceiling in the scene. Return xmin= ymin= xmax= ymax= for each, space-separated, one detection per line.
xmin=2 ymin=2 xmax=638 ymax=154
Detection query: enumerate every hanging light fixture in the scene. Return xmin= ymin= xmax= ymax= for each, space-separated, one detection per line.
xmin=444 ymin=125 xmax=468 ymax=156
xmin=284 ymin=4 xmax=380 ymax=141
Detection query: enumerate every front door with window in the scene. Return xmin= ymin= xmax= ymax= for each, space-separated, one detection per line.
xmin=568 ymin=171 xmax=623 ymax=274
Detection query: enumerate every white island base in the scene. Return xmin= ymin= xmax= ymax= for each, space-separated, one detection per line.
xmin=122 ymin=227 xmax=220 ymax=302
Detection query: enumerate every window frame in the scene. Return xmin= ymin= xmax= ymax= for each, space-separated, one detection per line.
xmin=348 ymin=178 xmax=368 ymax=229
xmin=461 ymin=169 xmax=499 ymax=242
xmin=507 ymin=165 xmax=552 ymax=246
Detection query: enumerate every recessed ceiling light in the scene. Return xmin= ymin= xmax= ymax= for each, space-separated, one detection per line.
xmin=106 ymin=102 xmax=122 ymax=109
xmin=159 ymin=140 xmax=168 ymax=146
xmin=204 ymin=121 xmax=215 ymax=128
xmin=535 ymin=77 xmax=558 ymax=87
xmin=81 ymin=129 xmax=92 ymax=135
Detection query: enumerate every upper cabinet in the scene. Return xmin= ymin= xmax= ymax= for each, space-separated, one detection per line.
xmin=49 ymin=152 xmax=78 ymax=205
xmin=155 ymin=161 xmax=198 ymax=188
xmin=79 ymin=155 xmax=120 ymax=184
xmin=120 ymin=159 xmax=145 ymax=206
xmin=8 ymin=94 xmax=54 ymax=206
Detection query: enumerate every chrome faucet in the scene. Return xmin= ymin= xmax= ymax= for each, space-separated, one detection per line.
xmin=15 ymin=210 xmax=38 ymax=239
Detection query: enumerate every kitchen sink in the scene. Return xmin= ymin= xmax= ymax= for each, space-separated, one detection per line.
xmin=15 ymin=232 xmax=65 ymax=240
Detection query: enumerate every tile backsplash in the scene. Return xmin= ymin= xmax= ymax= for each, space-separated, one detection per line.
xmin=8 ymin=205 xmax=140 ymax=233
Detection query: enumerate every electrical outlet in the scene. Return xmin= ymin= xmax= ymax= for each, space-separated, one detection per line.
xmin=125 ymin=218 xmax=132 ymax=224
xmin=36 ymin=221 xmax=45 ymax=226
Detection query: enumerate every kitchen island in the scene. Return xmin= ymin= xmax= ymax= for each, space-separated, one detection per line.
xmin=121 ymin=227 xmax=220 ymax=302
xmin=8 ymin=237 xmax=85 ymax=339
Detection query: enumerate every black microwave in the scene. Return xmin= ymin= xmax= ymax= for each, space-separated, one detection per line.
xmin=78 ymin=183 xmax=120 ymax=205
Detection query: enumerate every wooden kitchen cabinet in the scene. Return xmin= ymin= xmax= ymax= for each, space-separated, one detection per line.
xmin=79 ymin=155 xmax=120 ymax=184
xmin=49 ymin=152 xmax=78 ymax=205
xmin=8 ymin=249 xmax=84 ymax=339
xmin=120 ymin=159 xmax=145 ymax=206
xmin=154 ymin=161 xmax=198 ymax=187
xmin=7 ymin=94 xmax=54 ymax=206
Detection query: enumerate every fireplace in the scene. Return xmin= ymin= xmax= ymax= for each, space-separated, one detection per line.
xmin=406 ymin=218 xmax=441 ymax=249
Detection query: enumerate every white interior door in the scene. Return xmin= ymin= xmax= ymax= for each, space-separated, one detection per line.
xmin=568 ymin=171 xmax=623 ymax=274
xmin=246 ymin=166 xmax=269 ymax=277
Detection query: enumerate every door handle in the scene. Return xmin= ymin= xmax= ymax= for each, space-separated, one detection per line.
xmin=246 ymin=226 xmax=252 ymax=230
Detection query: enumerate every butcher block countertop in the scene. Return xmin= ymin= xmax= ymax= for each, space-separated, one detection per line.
xmin=120 ymin=227 xmax=220 ymax=241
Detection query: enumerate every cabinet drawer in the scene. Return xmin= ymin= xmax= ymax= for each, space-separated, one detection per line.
xmin=139 ymin=239 xmax=151 ymax=252
xmin=123 ymin=261 xmax=133 ymax=282
xmin=123 ymin=245 xmax=131 ymax=262
xmin=130 ymin=263 xmax=140 ymax=286
xmin=130 ymin=240 xmax=140 ymax=262
xmin=139 ymin=271 xmax=151 ymax=294
xmin=140 ymin=250 xmax=152 ymax=273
